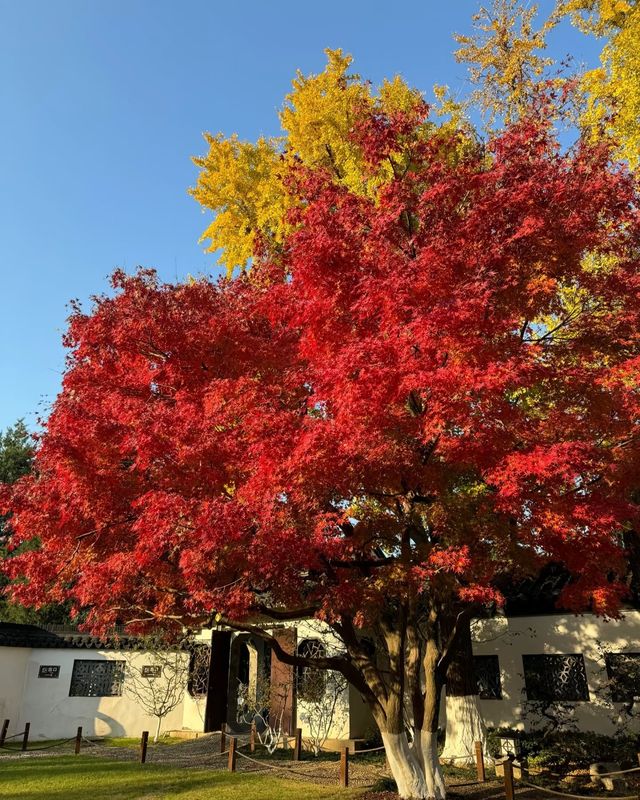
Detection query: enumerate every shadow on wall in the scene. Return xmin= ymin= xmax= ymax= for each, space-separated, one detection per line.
xmin=24 ymin=701 xmax=127 ymax=741
xmin=93 ymin=712 xmax=126 ymax=739
xmin=473 ymin=613 xmax=640 ymax=736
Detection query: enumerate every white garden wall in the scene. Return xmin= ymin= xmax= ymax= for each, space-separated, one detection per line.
xmin=0 ymin=646 xmax=29 ymax=734
xmin=1 ymin=647 xmax=187 ymax=741
xmin=472 ymin=610 xmax=640 ymax=736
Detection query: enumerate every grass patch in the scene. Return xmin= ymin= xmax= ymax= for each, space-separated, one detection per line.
xmin=0 ymin=756 xmax=364 ymax=800
xmin=441 ymin=763 xmax=478 ymax=781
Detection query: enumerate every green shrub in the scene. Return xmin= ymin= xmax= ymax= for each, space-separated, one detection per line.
xmin=487 ymin=727 xmax=640 ymax=770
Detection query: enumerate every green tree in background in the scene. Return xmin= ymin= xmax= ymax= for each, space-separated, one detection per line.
xmin=0 ymin=420 xmax=33 ymax=487
xmin=0 ymin=421 xmax=69 ymax=624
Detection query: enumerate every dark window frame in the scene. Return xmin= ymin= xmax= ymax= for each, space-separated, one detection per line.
xmin=69 ymin=659 xmax=125 ymax=697
xmin=473 ymin=654 xmax=502 ymax=699
xmin=605 ymin=652 xmax=640 ymax=703
xmin=296 ymin=639 xmax=327 ymax=703
xmin=522 ymin=653 xmax=590 ymax=702
xmin=187 ymin=643 xmax=211 ymax=698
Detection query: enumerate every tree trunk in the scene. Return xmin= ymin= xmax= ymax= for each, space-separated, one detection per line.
xmin=440 ymin=694 xmax=486 ymax=764
xmin=382 ymin=730 xmax=429 ymax=799
xmin=330 ymin=607 xmax=468 ymax=798
xmin=622 ymin=529 xmax=640 ymax=605
xmin=440 ymin=618 xmax=486 ymax=765
xmin=413 ymin=729 xmax=446 ymax=800
xmin=154 ymin=715 xmax=162 ymax=743
xmin=417 ymin=637 xmax=446 ymax=799
xmin=368 ymin=619 xmax=447 ymax=799
xmin=380 ymin=632 xmax=446 ymax=799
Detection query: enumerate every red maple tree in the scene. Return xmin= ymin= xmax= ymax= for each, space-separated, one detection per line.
xmin=3 ymin=108 xmax=640 ymax=797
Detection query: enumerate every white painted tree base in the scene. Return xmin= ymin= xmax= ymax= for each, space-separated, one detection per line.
xmin=440 ymin=694 xmax=486 ymax=765
xmin=414 ymin=729 xmax=446 ymax=799
xmin=381 ymin=731 xmax=446 ymax=799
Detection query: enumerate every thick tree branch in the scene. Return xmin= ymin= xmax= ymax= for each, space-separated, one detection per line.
xmin=254 ymin=604 xmax=320 ymax=620
xmin=437 ymin=606 xmax=477 ymax=676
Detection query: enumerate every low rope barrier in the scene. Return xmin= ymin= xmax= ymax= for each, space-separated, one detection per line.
xmin=484 ymin=750 xmax=640 ymax=780
xmin=442 ymin=754 xmax=477 ymax=761
xmin=589 ymin=765 xmax=640 ymax=778
xmin=520 ymin=779 xmax=638 ymax=800
xmin=229 ymin=737 xmax=253 ymax=748
xmin=305 ymin=741 xmax=386 ymax=755
xmin=0 ymin=730 xmax=28 ymax=742
xmin=235 ymin=748 xmax=340 ymax=779
xmin=307 ymin=742 xmax=478 ymax=758
xmin=236 ymin=749 xmax=332 ymax=771
xmin=81 ymin=736 xmax=104 ymax=747
xmin=495 ymin=759 xmax=640 ymax=780
xmin=525 ymin=763 xmax=640 ymax=779
xmin=10 ymin=737 xmax=76 ymax=752
xmin=0 ymin=736 xmax=76 ymax=752
xmin=350 ymin=744 xmax=386 ymax=754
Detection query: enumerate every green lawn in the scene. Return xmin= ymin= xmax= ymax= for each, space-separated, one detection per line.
xmin=0 ymin=756 xmax=364 ymax=800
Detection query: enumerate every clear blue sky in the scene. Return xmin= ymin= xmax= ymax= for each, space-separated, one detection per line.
xmin=0 ymin=0 xmax=600 ymax=431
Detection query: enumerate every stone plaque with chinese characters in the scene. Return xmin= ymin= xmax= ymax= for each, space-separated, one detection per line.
xmin=38 ymin=665 xmax=60 ymax=678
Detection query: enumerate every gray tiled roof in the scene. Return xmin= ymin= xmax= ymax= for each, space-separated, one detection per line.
xmin=0 ymin=622 xmax=147 ymax=650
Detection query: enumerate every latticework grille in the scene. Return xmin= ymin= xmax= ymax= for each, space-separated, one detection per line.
xmin=69 ymin=659 xmax=125 ymax=697
xmin=522 ymin=654 xmax=589 ymax=702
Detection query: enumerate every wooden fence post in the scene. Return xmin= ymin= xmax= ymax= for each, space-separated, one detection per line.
xmin=503 ymin=758 xmax=515 ymax=800
xmin=21 ymin=722 xmax=30 ymax=752
xmin=228 ymin=736 xmax=237 ymax=772
xmin=340 ymin=746 xmax=349 ymax=788
xmin=75 ymin=726 xmax=82 ymax=755
xmin=140 ymin=730 xmax=149 ymax=763
xmin=0 ymin=719 xmax=9 ymax=747
xmin=293 ymin=728 xmax=302 ymax=761
xmin=220 ymin=722 xmax=226 ymax=754
xmin=250 ymin=721 xmax=256 ymax=753
xmin=475 ymin=740 xmax=486 ymax=782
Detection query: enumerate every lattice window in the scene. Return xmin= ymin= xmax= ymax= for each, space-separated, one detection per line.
xmin=187 ymin=644 xmax=211 ymax=698
xmin=522 ymin=654 xmax=589 ymax=702
xmin=296 ymin=639 xmax=327 ymax=703
xmin=605 ymin=652 xmax=640 ymax=703
xmin=473 ymin=655 xmax=502 ymax=699
xmin=69 ymin=659 xmax=125 ymax=697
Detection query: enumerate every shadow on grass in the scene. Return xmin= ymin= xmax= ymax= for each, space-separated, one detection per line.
xmin=1 ymin=758 xmax=210 ymax=800
xmin=1 ymin=756 xmax=360 ymax=800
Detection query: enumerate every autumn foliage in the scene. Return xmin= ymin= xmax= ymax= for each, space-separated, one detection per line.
xmin=5 ymin=99 xmax=640 ymax=626
xmin=2 ymin=59 xmax=640 ymax=797
xmin=561 ymin=1 xmax=640 ymax=170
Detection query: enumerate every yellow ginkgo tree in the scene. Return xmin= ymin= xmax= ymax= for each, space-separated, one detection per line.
xmin=453 ymin=0 xmax=560 ymax=126
xmin=191 ymin=49 xmax=461 ymax=275
xmin=560 ymin=0 xmax=640 ymax=170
